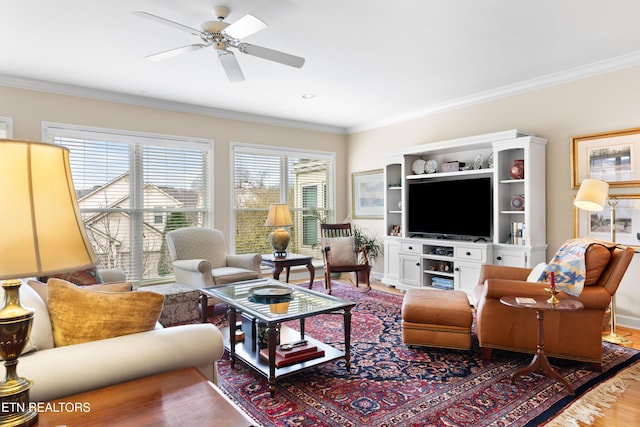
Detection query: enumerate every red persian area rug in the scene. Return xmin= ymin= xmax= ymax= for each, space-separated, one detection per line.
xmin=206 ymin=281 xmax=640 ymax=427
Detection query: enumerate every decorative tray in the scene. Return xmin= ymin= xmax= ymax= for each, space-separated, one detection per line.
xmin=248 ymin=285 xmax=293 ymax=304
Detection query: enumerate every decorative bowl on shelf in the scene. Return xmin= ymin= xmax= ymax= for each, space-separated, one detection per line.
xmin=411 ymin=159 xmax=426 ymax=174
xmin=425 ymin=159 xmax=438 ymax=174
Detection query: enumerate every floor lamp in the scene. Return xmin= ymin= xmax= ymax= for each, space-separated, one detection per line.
xmin=574 ymin=178 xmax=632 ymax=345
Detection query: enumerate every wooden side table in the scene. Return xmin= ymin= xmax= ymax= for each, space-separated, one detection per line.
xmin=261 ymin=253 xmax=315 ymax=288
xmin=500 ymin=296 xmax=584 ymax=395
xmin=34 ymin=368 xmax=255 ymax=426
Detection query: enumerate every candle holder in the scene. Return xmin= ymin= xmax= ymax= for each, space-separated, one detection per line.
xmin=545 ymin=288 xmax=560 ymax=304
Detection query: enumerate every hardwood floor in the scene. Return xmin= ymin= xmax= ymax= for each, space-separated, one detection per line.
xmin=588 ymin=325 xmax=640 ymax=426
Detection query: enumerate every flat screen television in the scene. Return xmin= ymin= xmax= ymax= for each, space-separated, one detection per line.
xmin=407 ymin=176 xmax=492 ymax=240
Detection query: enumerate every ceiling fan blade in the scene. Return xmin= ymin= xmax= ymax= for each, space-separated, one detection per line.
xmin=223 ymin=14 xmax=267 ymax=40
xmin=217 ymin=50 xmax=245 ymax=82
xmin=145 ymin=44 xmax=206 ymax=61
xmin=132 ymin=11 xmax=202 ymax=37
xmin=237 ymin=43 xmax=305 ymax=68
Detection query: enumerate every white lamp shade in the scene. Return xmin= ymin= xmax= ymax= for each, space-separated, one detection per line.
xmin=264 ymin=204 xmax=293 ymax=227
xmin=574 ymin=179 xmax=609 ymax=212
xmin=0 ymin=140 xmax=98 ymax=279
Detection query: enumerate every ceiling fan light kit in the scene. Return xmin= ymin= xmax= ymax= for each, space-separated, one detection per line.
xmin=133 ymin=5 xmax=304 ymax=82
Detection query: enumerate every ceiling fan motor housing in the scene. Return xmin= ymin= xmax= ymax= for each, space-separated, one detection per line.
xmin=213 ymin=6 xmax=230 ymax=20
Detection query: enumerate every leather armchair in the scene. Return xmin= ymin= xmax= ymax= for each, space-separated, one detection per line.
xmin=166 ymin=227 xmax=262 ymax=288
xmin=474 ymin=239 xmax=634 ymax=369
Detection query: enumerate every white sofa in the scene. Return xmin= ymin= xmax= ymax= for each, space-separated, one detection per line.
xmin=8 ymin=279 xmax=225 ymax=402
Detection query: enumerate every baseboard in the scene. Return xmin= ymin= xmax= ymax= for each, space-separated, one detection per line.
xmin=617 ymin=314 xmax=640 ymax=331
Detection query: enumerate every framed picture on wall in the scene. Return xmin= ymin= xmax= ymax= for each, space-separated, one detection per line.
xmin=574 ymin=194 xmax=640 ymax=247
xmin=571 ymin=127 xmax=640 ymax=189
xmin=352 ymin=169 xmax=384 ymax=219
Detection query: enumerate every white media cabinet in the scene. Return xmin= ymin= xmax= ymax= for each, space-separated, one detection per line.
xmin=382 ymin=129 xmax=547 ymax=299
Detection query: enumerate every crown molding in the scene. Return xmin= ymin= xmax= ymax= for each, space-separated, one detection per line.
xmin=0 ymin=74 xmax=348 ymax=135
xmin=3 ymin=50 xmax=640 ymax=137
xmin=347 ymin=50 xmax=640 ymax=134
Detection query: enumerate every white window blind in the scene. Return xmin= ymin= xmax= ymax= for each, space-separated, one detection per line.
xmin=232 ymin=143 xmax=335 ymax=258
xmin=45 ymin=123 xmax=212 ymax=284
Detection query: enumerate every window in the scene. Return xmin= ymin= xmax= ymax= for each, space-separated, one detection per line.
xmin=232 ymin=143 xmax=335 ymax=258
xmin=44 ymin=123 xmax=213 ymax=284
xmin=0 ymin=117 xmax=13 ymax=138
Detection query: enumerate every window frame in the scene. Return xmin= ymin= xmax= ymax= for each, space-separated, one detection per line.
xmin=42 ymin=121 xmax=214 ymax=284
xmin=230 ymin=142 xmax=336 ymax=256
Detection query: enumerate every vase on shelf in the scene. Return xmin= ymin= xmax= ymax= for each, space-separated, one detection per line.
xmin=509 ymin=159 xmax=524 ymax=180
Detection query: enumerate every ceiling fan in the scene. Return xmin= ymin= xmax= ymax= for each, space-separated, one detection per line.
xmin=133 ymin=6 xmax=305 ymax=82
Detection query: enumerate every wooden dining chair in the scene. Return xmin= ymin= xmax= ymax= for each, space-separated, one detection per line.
xmin=320 ymin=223 xmax=371 ymax=294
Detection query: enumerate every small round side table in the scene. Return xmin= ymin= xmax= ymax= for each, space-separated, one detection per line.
xmin=500 ymin=296 xmax=584 ymax=395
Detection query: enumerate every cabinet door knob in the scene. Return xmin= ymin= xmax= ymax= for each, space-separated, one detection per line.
xmin=496 ymin=256 xmax=502 ymax=261
xmin=408 ymin=246 xmax=413 ymax=250
xmin=466 ymin=251 xmax=471 ymax=256
xmin=454 ymin=267 xmax=460 ymax=272
xmin=415 ymin=262 xmax=420 ymax=266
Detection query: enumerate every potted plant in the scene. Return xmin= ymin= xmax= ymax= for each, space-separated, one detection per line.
xmin=352 ymin=225 xmax=383 ymax=282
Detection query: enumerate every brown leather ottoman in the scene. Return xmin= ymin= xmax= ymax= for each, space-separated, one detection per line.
xmin=401 ymin=288 xmax=473 ymax=350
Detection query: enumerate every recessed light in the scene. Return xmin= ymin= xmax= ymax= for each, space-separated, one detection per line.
xmin=301 ymin=93 xmax=315 ymax=99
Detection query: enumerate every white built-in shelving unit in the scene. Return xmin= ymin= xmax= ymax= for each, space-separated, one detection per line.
xmin=382 ymin=130 xmax=547 ymax=300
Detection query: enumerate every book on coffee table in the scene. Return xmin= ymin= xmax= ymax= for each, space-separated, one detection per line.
xmin=260 ymin=347 xmax=325 ymax=368
xmin=276 ymin=342 xmax=318 ymax=359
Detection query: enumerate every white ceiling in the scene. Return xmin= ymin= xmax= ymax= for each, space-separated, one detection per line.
xmin=3 ymin=1 xmax=640 ymax=134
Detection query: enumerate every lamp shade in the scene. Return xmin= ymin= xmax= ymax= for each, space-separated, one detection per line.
xmin=574 ymin=179 xmax=609 ymax=212
xmin=0 ymin=140 xmax=98 ymax=279
xmin=264 ymin=204 xmax=293 ymax=227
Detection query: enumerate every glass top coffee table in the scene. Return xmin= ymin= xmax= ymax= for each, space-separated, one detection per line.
xmin=200 ymin=278 xmax=355 ymax=397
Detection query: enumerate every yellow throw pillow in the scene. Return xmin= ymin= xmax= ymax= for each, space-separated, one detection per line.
xmin=47 ymin=278 xmax=163 ymax=347
xmin=28 ymin=279 xmax=132 ymax=304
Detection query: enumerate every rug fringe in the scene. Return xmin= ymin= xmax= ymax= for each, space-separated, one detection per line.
xmin=545 ymin=362 xmax=640 ymax=426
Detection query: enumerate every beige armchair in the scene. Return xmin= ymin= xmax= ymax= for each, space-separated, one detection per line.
xmin=166 ymin=227 xmax=262 ymax=288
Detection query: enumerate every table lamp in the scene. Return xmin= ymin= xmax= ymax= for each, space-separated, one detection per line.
xmin=265 ymin=204 xmax=293 ymax=257
xmin=0 ymin=140 xmax=99 ymax=426
xmin=574 ymin=178 xmax=632 ymax=345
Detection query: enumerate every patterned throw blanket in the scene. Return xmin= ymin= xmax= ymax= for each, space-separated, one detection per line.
xmin=537 ymin=238 xmax=593 ymax=296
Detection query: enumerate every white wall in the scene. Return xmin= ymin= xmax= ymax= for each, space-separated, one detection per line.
xmin=2 ymin=65 xmax=639 ymax=327
xmin=0 ymin=85 xmax=349 ymax=250
xmin=346 ymin=64 xmax=640 ymax=327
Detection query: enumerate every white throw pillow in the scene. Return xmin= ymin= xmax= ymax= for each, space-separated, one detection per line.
xmin=322 ymin=236 xmax=357 ymax=265
xmin=527 ymin=262 xmax=548 ymax=282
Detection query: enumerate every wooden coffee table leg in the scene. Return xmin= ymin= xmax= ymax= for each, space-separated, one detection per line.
xmin=199 ymin=292 xmax=208 ymax=323
xmin=511 ymin=309 xmax=575 ymax=395
xmin=267 ymin=322 xmax=278 ymax=397
xmin=228 ymin=307 xmax=237 ymax=369
xmin=344 ymin=307 xmax=352 ymax=374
